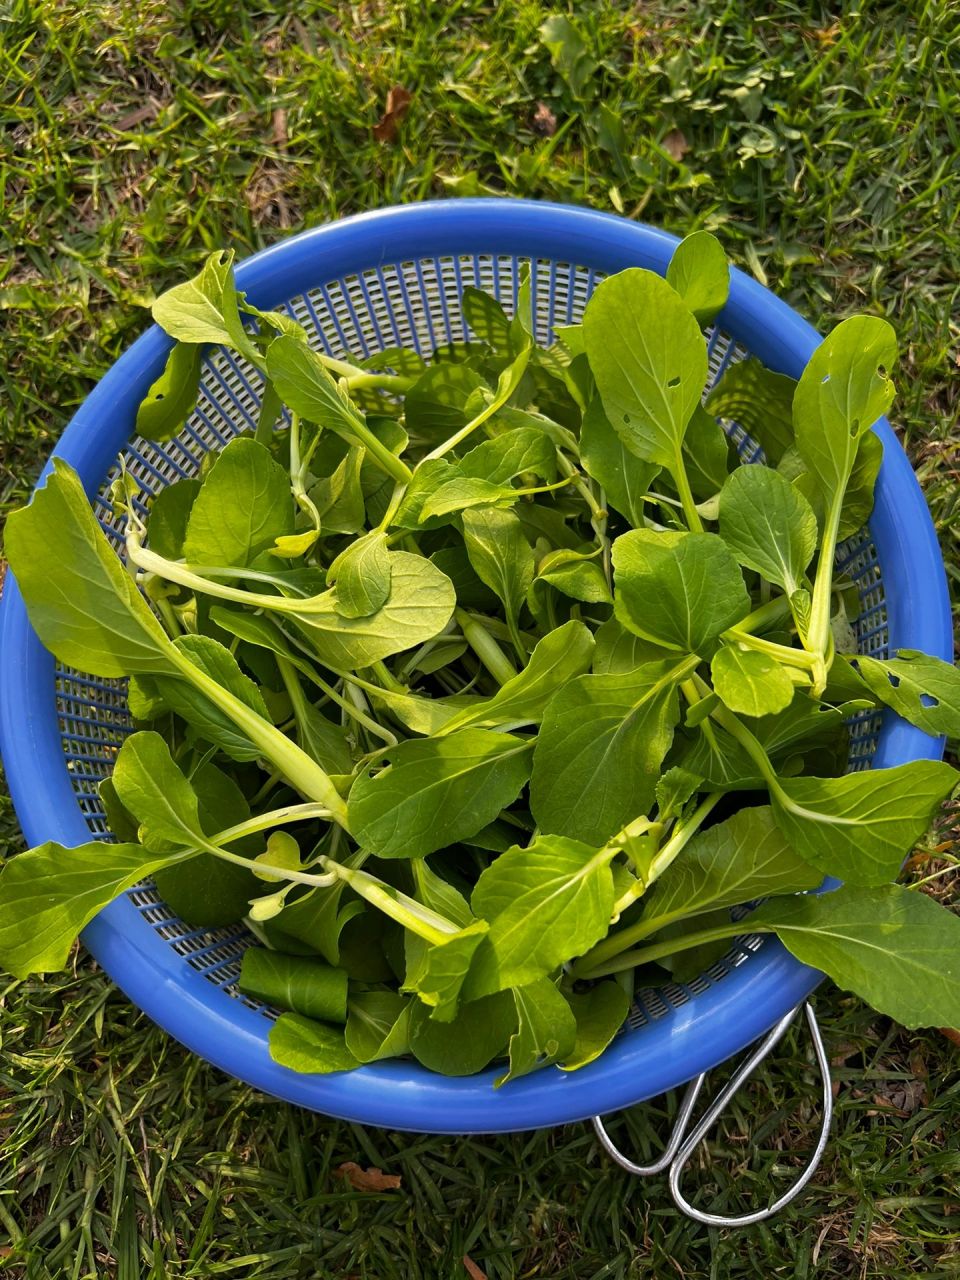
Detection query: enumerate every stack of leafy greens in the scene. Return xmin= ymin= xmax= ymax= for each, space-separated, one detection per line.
xmin=3 ymin=232 xmax=960 ymax=1086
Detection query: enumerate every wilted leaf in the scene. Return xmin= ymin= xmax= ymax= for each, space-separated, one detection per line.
xmin=532 ymin=102 xmax=558 ymax=136
xmin=373 ymin=85 xmax=413 ymax=142
xmin=662 ymin=128 xmax=689 ymax=161
xmin=337 ymin=1162 xmax=402 ymax=1192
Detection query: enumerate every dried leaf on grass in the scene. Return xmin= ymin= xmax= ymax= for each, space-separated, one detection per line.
xmin=373 ymin=86 xmax=413 ymax=142
xmin=114 ymin=104 xmax=159 ymax=132
xmin=337 ymin=1161 xmax=402 ymax=1192
xmin=463 ymin=1255 xmax=487 ymax=1280
xmin=272 ymin=108 xmax=288 ymax=149
xmin=532 ymin=102 xmax=557 ymax=137
xmin=662 ymin=128 xmax=689 ymax=161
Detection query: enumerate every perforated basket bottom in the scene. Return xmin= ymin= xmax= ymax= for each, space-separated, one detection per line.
xmin=55 ymin=253 xmax=887 ymax=1041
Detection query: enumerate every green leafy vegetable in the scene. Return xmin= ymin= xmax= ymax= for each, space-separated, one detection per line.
xmin=4 ymin=460 xmax=179 ymax=678
xmin=136 ymin=342 xmax=204 ymax=442
xmin=530 ymin=661 xmax=687 ymax=845
xmin=268 ymin=1014 xmax=361 ymax=1073
xmin=665 ymin=230 xmax=730 ymax=325
xmin=771 ymin=761 xmax=956 ymax=885
xmin=462 ymin=507 xmax=535 ymax=650
xmin=5 ymin=246 xmax=957 ymax=1093
xmin=182 ymin=438 xmax=295 ymax=567
xmin=348 ymin=729 xmax=533 ymax=859
xmin=718 ymin=464 xmax=818 ymax=596
xmin=752 ymin=884 xmax=960 ymax=1029
xmin=239 ymin=948 xmax=349 ymax=1022
xmin=496 ymin=979 xmax=577 ymax=1086
xmin=467 ymin=835 xmax=617 ymax=995
xmin=0 ymin=840 xmax=195 ymax=978
xmin=853 ymin=650 xmax=960 ymax=737
xmin=560 ymin=982 xmax=631 ymax=1071
xmin=345 ymin=991 xmax=411 ymax=1063
xmin=613 ymin=530 xmax=750 ymax=656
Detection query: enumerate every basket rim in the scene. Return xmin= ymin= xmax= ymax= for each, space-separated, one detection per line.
xmin=0 ymin=198 xmax=951 ymax=1133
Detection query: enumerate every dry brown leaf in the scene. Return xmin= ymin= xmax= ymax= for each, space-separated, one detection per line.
xmin=940 ymin=1027 xmax=960 ymax=1048
xmin=337 ymin=1161 xmax=402 ymax=1192
xmin=812 ymin=21 xmax=842 ymax=46
xmin=463 ymin=1255 xmax=487 ymax=1280
xmin=532 ymin=101 xmax=557 ymax=137
xmin=662 ymin=128 xmax=689 ymax=162
xmin=372 ymin=85 xmax=413 ymax=143
xmin=114 ymin=104 xmax=158 ymax=132
xmin=272 ymin=108 xmax=288 ymax=149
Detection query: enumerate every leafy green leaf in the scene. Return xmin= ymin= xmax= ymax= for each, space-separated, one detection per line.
xmin=345 ymin=991 xmax=411 ymax=1063
xmin=592 ymin=619 xmax=669 ymax=674
xmin=853 ymin=650 xmax=960 ymax=737
xmin=772 ymin=760 xmax=957 ymax=885
xmin=655 ymin=767 xmax=703 ymax=821
xmin=579 ymin=396 xmax=657 ymax=527
xmin=461 ymin=287 xmax=514 ymax=355
xmin=665 ymin=230 xmax=729 ymax=325
xmin=291 ymin=551 xmax=456 ymax=669
xmin=152 ymin=250 xmax=257 ymax=362
xmin=327 ymin=530 xmax=392 ymax=619
xmin=147 ymin=479 xmax=201 ymax=559
xmin=583 ymin=268 xmax=707 ymax=470
xmin=753 ymin=884 xmax=960 ymax=1029
xmin=710 ymin=644 xmax=795 ymax=717
xmin=613 ymin=529 xmax=750 ymax=656
xmin=268 ymin=1013 xmax=361 ymax=1073
xmin=495 ymin=978 xmax=577 ymax=1086
xmin=266 ymin=335 xmax=364 ymax=440
xmin=139 ymin=633 xmax=272 ymax=761
xmin=459 ymin=427 xmax=557 ymax=484
xmin=183 ymin=437 xmax=294 ymax=568
xmin=438 ymin=620 xmax=595 ymax=733
xmin=154 ymin=761 xmax=260 ymax=927
xmin=310 ymin=445 xmax=366 ymax=535
xmin=640 ymin=806 xmax=822 ymax=934
xmin=111 ymin=730 xmax=204 ymax=850
xmin=793 ymin=316 xmax=897 ymax=507
xmin=462 ymin=507 xmax=535 ymax=639
xmin=238 ymin=948 xmax=349 ymax=1022
xmin=719 ymin=464 xmax=818 ymax=594
xmin=534 ymin=549 xmax=612 ymax=605
xmin=467 ymin=835 xmax=616 ymax=994
xmin=136 ymin=342 xmax=204 ymax=442
xmin=4 ymin=459 xmax=178 ymax=678
xmin=560 ymin=981 xmax=630 ymax=1071
xmin=408 ymin=991 xmax=516 ymax=1075
xmin=274 ymin=852 xmax=368 ymax=966
xmin=347 ymin=729 xmax=533 ymax=859
xmin=408 ymin=920 xmax=490 ymax=1022
xmin=419 ymin=476 xmax=519 ymax=522
xmin=682 ymin=405 xmax=732 ymax=500
xmin=0 ymin=840 xmax=194 ymax=978
xmin=404 ymin=364 xmax=485 ymax=438
xmin=530 ymin=661 xmax=686 ymax=845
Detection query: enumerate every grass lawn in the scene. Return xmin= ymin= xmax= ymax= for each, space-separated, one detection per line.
xmin=2 ymin=1 xmax=960 ymax=1275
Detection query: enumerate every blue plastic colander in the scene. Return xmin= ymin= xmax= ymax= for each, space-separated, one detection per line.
xmin=0 ymin=200 xmax=950 ymax=1134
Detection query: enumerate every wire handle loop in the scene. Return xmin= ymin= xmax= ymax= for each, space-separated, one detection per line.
xmin=592 ymin=1001 xmax=833 ymax=1227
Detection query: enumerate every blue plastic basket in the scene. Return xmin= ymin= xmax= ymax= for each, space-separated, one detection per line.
xmin=0 ymin=200 xmax=951 ymax=1134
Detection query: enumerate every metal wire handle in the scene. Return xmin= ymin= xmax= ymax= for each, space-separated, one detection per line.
xmin=592 ymin=1001 xmax=833 ymax=1227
